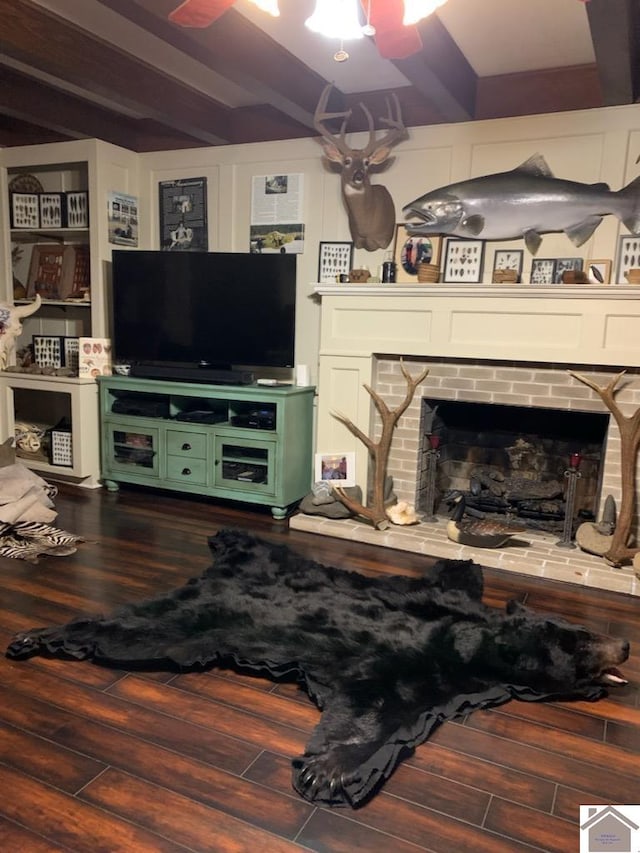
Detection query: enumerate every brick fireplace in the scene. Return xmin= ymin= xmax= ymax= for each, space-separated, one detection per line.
xmin=375 ymin=357 xmax=616 ymax=530
xmin=291 ymin=284 xmax=640 ymax=596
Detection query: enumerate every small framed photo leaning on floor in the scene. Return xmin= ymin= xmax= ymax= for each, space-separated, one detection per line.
xmin=314 ymin=452 xmax=356 ymax=487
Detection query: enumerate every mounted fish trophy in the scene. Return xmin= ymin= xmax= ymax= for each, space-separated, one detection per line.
xmin=314 ymin=84 xmax=408 ymax=252
xmin=0 ymin=295 xmax=41 ymax=370
xmin=403 ymin=153 xmax=640 ymax=255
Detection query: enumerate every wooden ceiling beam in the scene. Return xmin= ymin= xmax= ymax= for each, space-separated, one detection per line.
xmin=585 ymin=0 xmax=639 ymax=105
xmin=0 ymin=65 xmax=146 ymax=150
xmin=476 ymin=65 xmax=603 ymax=121
xmin=0 ymin=114 xmax=71 ymax=147
xmin=391 ymin=14 xmax=477 ymax=122
xmin=0 ymin=0 xmax=233 ymax=145
xmin=97 ymin=0 xmax=326 ymax=131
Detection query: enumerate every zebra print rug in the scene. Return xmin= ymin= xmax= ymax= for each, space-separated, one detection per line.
xmin=0 ymin=521 xmax=82 ymax=562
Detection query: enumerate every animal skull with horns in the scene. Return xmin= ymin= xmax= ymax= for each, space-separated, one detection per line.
xmin=0 ymin=295 xmax=41 ymax=370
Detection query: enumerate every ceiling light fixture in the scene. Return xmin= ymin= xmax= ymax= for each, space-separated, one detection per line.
xmin=305 ymin=0 xmax=365 ymax=41
xmin=246 ymin=0 xmax=280 ymax=14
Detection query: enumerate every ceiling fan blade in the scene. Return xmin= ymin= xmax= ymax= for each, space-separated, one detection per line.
xmin=169 ymin=0 xmax=236 ymax=28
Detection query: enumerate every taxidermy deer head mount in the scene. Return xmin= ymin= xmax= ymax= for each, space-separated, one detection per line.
xmin=314 ymin=84 xmax=408 ymax=252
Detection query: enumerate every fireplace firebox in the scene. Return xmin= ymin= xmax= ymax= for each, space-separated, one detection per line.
xmin=418 ymin=400 xmax=609 ymax=533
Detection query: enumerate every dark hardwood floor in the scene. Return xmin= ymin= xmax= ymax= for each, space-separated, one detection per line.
xmin=0 ymin=483 xmax=638 ymax=852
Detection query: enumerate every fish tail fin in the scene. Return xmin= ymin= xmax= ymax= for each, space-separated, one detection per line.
xmin=619 ymin=175 xmax=640 ymax=234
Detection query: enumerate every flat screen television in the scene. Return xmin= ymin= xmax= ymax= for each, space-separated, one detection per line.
xmin=111 ymin=250 xmax=296 ymax=381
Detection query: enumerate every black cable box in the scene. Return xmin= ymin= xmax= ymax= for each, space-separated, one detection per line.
xmin=175 ymin=411 xmax=227 ymax=424
xmin=130 ymin=364 xmax=254 ymax=385
xmin=112 ymin=395 xmax=170 ymax=418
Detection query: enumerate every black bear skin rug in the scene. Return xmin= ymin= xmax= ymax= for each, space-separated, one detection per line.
xmin=6 ymin=528 xmax=630 ymax=807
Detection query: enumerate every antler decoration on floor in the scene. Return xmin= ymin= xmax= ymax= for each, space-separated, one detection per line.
xmin=330 ymin=360 xmax=429 ymax=529
xmin=570 ymin=370 xmax=640 ymax=567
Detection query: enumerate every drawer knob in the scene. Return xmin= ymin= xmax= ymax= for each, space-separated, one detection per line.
xmin=181 ymin=442 xmax=191 ymax=451
xmin=182 ymin=467 xmax=191 ymax=476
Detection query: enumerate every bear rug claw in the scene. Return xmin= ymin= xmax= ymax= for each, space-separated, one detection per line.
xmin=6 ymin=529 xmax=630 ymax=807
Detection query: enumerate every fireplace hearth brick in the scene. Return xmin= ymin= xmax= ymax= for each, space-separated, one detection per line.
xmin=290 ymin=512 xmax=638 ymax=596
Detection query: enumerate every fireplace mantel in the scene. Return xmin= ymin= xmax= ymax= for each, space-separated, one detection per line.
xmin=314 ymin=284 xmax=640 ymax=367
xmin=315 ymin=284 xmax=640 ymax=301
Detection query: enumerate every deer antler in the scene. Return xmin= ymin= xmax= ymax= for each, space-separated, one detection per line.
xmin=331 ymin=360 xmax=429 ymax=529
xmin=313 ymin=84 xmax=354 ymax=155
xmin=359 ymin=94 xmax=408 ymax=156
xmin=314 ymin=84 xmax=408 ymax=158
xmin=569 ymin=369 xmax=640 ymax=565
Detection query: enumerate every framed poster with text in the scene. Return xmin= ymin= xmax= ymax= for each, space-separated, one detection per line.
xmin=159 ymin=177 xmax=208 ymax=251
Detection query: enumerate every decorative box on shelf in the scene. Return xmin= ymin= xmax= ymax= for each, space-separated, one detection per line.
xmin=8 ymin=188 xmax=88 ymax=229
xmin=26 ymin=244 xmax=90 ymax=300
xmin=38 ymin=193 xmax=65 ymax=228
xmin=50 ymin=419 xmax=73 ymax=467
xmin=66 ymin=191 xmax=89 ymax=228
xmin=10 ymin=192 xmax=40 ymax=229
xmin=79 ymin=337 xmax=112 ymax=377
xmin=33 ymin=334 xmax=65 ymax=368
xmin=32 ymin=334 xmax=80 ymax=370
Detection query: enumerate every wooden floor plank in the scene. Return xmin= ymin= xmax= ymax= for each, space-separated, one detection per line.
xmin=0 ymin=815 xmax=71 ymax=853
xmin=0 ymin=764 xmax=192 ymax=852
xmin=106 ymin=674 xmax=311 ymax=757
xmin=0 ymin=482 xmax=637 ymax=852
xmin=466 ymin=708 xmax=639 ymax=778
xmin=0 ymin=686 xmax=313 ymax=840
xmin=0 ymin=721 xmax=106 ymax=793
xmin=80 ymin=767 xmax=314 ymax=853
xmin=484 ymin=797 xmax=577 ymax=853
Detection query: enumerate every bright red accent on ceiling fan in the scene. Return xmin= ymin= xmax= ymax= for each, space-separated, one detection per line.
xmin=361 ymin=0 xmax=423 ymax=59
xmin=168 ymin=0 xmax=235 ymax=28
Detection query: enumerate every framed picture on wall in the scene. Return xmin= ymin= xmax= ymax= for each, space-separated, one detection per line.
xmin=530 ymin=258 xmax=556 ymax=284
xmin=393 ymin=224 xmax=442 ymax=283
xmin=442 ymin=239 xmax=484 ymax=282
xmin=317 ymin=241 xmax=353 ymax=283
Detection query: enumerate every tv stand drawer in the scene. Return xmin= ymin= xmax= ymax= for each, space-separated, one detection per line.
xmin=166 ymin=455 xmax=207 ymax=485
xmin=166 ymin=429 xmax=207 ymax=458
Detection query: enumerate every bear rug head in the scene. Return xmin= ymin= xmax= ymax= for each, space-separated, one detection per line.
xmin=6 ymin=529 xmax=630 ymax=808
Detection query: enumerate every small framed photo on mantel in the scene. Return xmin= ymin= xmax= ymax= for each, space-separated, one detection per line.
xmin=530 ymin=258 xmax=556 ymax=285
xmin=393 ymin=224 xmax=442 ymax=283
xmin=586 ymin=258 xmax=612 ymax=284
xmin=616 ymin=234 xmax=640 ymax=283
xmin=318 ymin=241 xmax=353 ymax=284
xmin=443 ymin=239 xmax=484 ymax=283
xmin=492 ymin=249 xmax=523 ymax=282
xmin=554 ymin=257 xmax=583 ymax=283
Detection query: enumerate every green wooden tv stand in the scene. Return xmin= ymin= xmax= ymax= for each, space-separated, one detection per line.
xmin=98 ymin=376 xmax=315 ymax=518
